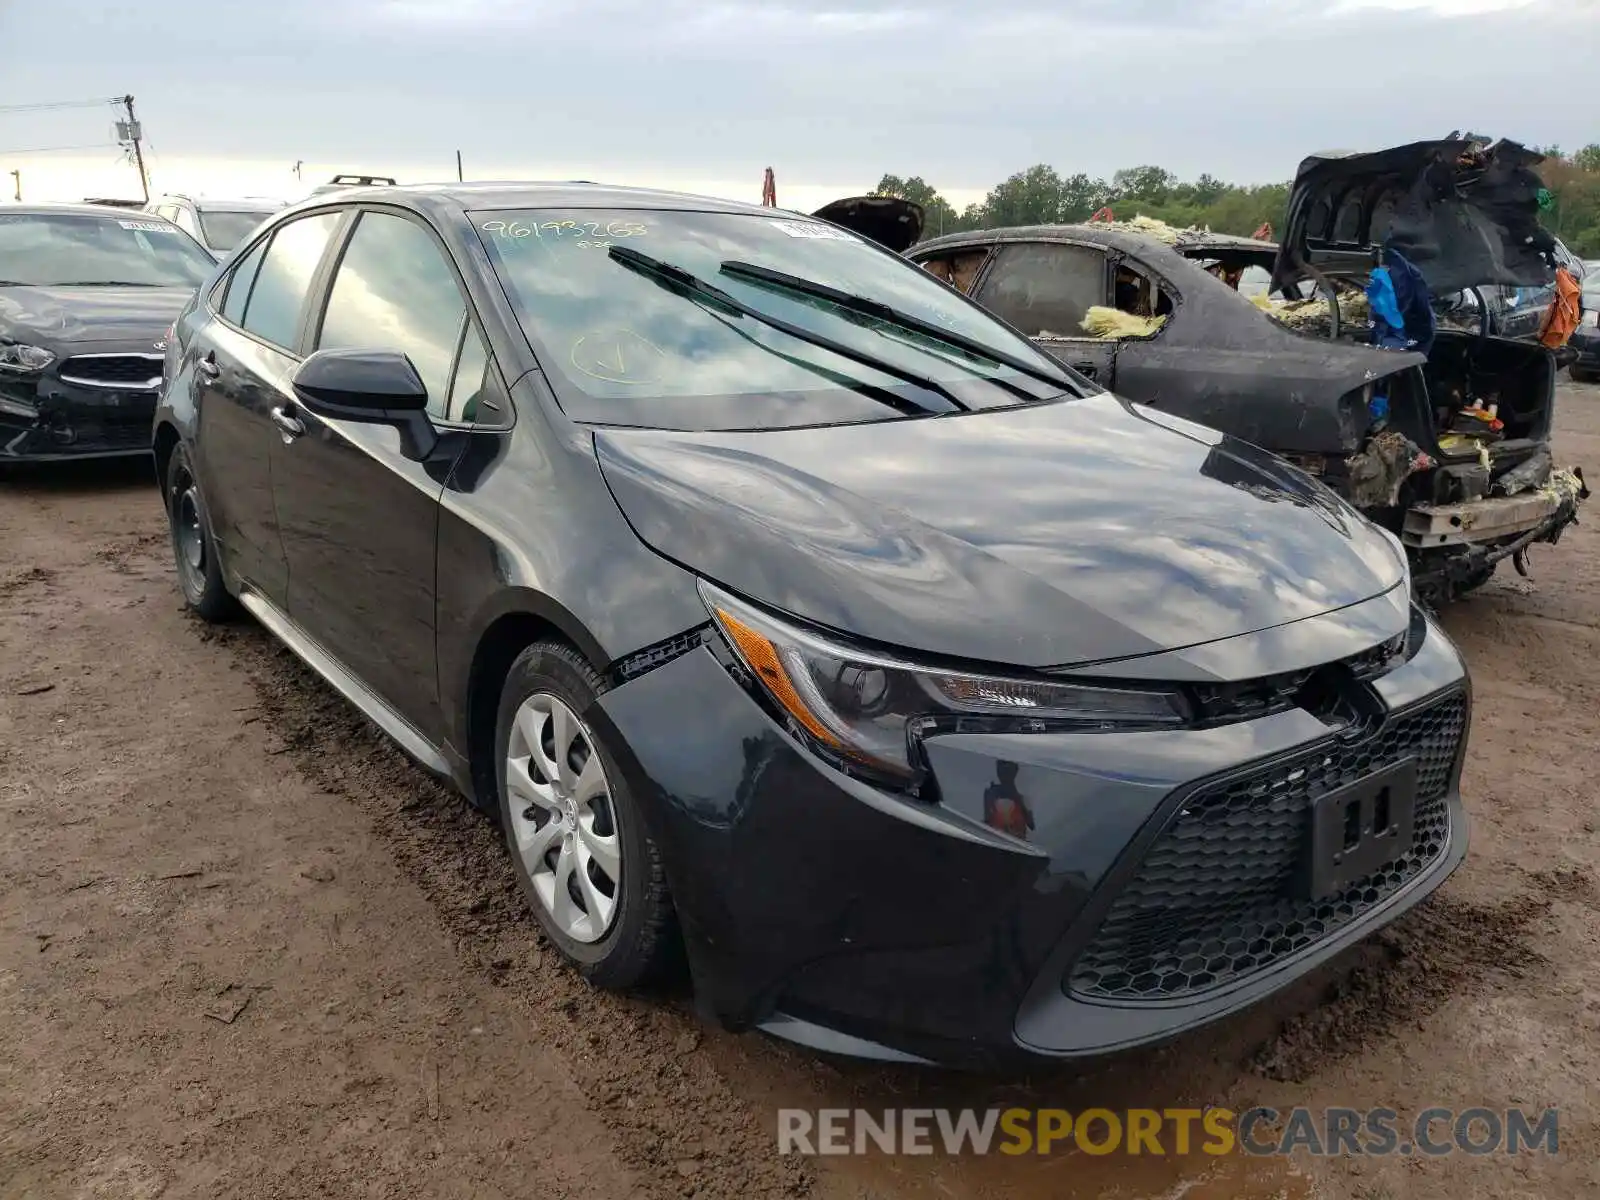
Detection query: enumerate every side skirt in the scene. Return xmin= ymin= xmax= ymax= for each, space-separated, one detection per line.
xmin=237 ymin=589 xmax=454 ymax=779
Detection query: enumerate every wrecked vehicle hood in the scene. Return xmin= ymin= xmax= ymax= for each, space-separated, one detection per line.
xmin=0 ymin=284 xmax=193 ymax=346
xmin=1272 ymin=137 xmax=1557 ymax=296
xmin=811 ymin=196 xmax=925 ymax=253
xmin=595 ymin=394 xmax=1407 ymax=670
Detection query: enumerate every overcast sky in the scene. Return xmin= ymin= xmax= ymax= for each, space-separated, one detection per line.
xmin=3 ymin=0 xmax=1598 ymax=210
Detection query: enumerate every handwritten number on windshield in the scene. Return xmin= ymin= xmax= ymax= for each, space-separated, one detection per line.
xmin=481 ymin=219 xmax=648 ymax=243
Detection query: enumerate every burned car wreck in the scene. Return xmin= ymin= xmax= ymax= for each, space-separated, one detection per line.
xmin=863 ymin=139 xmax=1587 ymax=605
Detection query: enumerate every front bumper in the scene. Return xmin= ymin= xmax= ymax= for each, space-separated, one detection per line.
xmin=591 ymin=611 xmax=1472 ymax=1068
xmin=1570 ymin=327 xmax=1600 ymax=371
xmin=0 ymin=368 xmax=158 ymax=461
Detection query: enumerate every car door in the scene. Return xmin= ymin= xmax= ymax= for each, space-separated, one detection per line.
xmin=970 ymin=241 xmax=1119 ymax=387
xmin=270 ymin=206 xmax=479 ymax=739
xmin=190 ymin=210 xmax=346 ymax=607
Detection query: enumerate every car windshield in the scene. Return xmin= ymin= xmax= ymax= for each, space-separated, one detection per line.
xmin=474 ymin=207 xmax=1072 ymax=430
xmin=0 ymin=212 xmax=215 ymax=287
xmin=197 ymin=209 xmax=271 ymax=252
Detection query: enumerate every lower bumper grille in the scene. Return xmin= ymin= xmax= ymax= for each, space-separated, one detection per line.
xmin=1067 ymin=689 xmax=1467 ymax=1003
xmin=57 ymin=354 xmax=164 ymax=390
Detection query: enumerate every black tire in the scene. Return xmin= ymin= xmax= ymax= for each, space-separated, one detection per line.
xmin=164 ymin=443 xmax=237 ymax=622
xmin=494 ymin=640 xmax=674 ymax=989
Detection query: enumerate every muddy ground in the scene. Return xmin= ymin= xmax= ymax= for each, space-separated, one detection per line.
xmin=3 ymin=382 xmax=1599 ymax=1200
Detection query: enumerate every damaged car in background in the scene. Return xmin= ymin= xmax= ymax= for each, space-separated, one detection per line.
xmin=887 ymin=137 xmax=1588 ymax=606
xmin=1 ymin=205 xmax=216 ymax=464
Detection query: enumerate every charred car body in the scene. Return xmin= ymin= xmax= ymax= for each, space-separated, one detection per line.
xmin=879 ymin=139 xmax=1587 ymax=605
xmin=1 ymin=205 xmax=215 ymax=463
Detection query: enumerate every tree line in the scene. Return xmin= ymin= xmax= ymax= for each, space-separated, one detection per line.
xmin=875 ymin=144 xmax=1600 ymax=257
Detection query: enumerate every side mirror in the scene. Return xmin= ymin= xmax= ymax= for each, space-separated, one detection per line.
xmin=290 ymin=349 xmax=437 ymax=461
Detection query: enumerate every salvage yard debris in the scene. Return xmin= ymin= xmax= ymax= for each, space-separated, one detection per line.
xmin=1346 ymin=430 xmax=1435 ymax=508
xmin=1080 ymin=305 xmax=1167 ymax=339
xmin=1252 ymin=289 xmax=1373 ymax=330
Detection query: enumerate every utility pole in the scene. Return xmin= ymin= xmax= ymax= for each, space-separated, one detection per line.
xmin=8 ymin=170 xmax=18 ymax=202
xmin=293 ymin=160 xmax=303 ymax=182
xmin=116 ymin=94 xmax=149 ymax=203
xmin=456 ymin=150 xmax=463 ymax=182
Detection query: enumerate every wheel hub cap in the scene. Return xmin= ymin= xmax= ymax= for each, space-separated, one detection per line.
xmin=177 ymin=487 xmax=205 ymax=572
xmin=504 ymin=692 xmax=622 ymax=944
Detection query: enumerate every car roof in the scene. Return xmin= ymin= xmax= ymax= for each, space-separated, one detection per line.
xmin=3 ymin=202 xmax=176 ymax=220
xmin=913 ymin=223 xmax=1278 ymax=259
xmin=276 ymin=180 xmax=796 ymax=222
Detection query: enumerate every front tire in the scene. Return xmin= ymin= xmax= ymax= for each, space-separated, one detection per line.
xmin=164 ymin=444 xmax=236 ymax=622
xmin=494 ymin=640 xmax=674 ymax=989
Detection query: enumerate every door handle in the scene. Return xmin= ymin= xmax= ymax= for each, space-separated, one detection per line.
xmin=270 ymin=406 xmax=306 ymax=442
xmin=196 ymin=351 xmax=220 ymax=380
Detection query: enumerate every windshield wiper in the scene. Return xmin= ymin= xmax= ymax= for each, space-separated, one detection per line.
xmin=50 ymin=280 xmax=166 ymax=287
xmin=718 ymin=261 xmax=1077 ymax=393
xmin=607 ymin=245 xmax=965 ymax=415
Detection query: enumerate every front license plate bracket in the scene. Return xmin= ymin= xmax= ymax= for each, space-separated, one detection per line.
xmin=1304 ymin=758 xmax=1419 ymax=900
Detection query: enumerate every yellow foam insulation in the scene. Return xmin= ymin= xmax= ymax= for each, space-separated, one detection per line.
xmin=1540 ymin=468 xmax=1586 ymax=504
xmin=1256 ymin=292 xmax=1372 ymax=328
xmin=1081 ymin=306 xmax=1168 ymax=339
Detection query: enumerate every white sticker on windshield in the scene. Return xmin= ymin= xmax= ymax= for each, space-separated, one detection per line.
xmin=117 ymin=220 xmax=172 ymax=232
xmin=768 ymin=219 xmax=856 ymax=241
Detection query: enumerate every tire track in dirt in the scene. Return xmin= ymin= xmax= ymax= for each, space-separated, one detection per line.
xmin=220 ymin=619 xmax=813 ymax=1200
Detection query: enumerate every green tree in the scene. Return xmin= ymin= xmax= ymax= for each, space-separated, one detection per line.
xmin=877 ymin=148 xmax=1600 ymax=256
xmin=872 ymin=174 xmax=965 ymax=240
xmin=982 ymin=164 xmax=1067 ymax=227
xmin=1111 ymin=165 xmax=1179 ymax=204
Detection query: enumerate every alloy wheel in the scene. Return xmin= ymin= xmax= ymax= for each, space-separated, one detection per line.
xmin=505 ymin=692 xmax=623 ymax=943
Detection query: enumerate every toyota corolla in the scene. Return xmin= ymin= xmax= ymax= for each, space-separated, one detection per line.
xmin=153 ymin=182 xmax=1471 ymax=1067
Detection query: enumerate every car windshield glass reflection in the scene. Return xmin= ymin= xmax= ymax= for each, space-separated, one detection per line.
xmin=474 ymin=208 xmax=1068 ymax=430
xmin=0 ymin=213 xmax=215 ymax=287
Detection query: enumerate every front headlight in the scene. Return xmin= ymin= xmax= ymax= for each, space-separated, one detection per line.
xmin=0 ymin=342 xmax=55 ymax=373
xmin=700 ymin=581 xmax=1187 ymax=786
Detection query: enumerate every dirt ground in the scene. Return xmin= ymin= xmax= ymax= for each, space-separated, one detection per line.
xmin=4 ymin=382 xmax=1600 ymax=1200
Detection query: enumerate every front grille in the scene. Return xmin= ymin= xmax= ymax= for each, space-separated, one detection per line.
xmin=58 ymin=354 xmax=164 ymax=390
xmin=1066 ymin=689 xmax=1466 ymax=1003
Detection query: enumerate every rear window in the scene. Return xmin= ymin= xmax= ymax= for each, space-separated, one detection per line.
xmin=198 ymin=209 xmax=273 ymax=252
xmin=473 ymin=208 xmax=1068 ymax=430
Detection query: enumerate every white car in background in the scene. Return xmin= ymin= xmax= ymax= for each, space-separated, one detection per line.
xmin=144 ymin=195 xmax=284 ymax=258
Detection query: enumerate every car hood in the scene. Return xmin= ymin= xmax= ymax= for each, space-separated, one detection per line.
xmin=0 ymin=284 xmax=194 ymax=347
xmin=811 ymin=196 xmax=925 ymax=253
xmin=1272 ymin=137 xmax=1557 ymax=296
xmin=594 ymin=395 xmax=1407 ymax=670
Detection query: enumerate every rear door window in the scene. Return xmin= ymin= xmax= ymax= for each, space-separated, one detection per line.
xmin=976 ymin=243 xmax=1110 ymax=339
xmin=240 ymin=211 xmax=343 ymax=351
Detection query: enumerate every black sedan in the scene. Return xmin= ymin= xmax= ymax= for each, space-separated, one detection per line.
xmin=154 ymin=182 xmax=1471 ymax=1067
xmin=1571 ymin=274 xmax=1600 ymax=384
xmin=1 ymin=205 xmax=216 ymax=462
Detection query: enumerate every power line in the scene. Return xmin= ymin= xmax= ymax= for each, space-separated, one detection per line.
xmin=0 ymin=98 xmax=120 ymax=115
xmin=0 ymin=142 xmax=118 ymax=154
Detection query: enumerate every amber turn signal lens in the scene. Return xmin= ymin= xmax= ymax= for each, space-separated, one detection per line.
xmin=713 ymin=606 xmax=842 ymax=748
